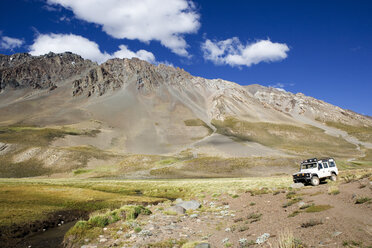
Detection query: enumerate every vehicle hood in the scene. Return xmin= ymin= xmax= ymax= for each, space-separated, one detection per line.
xmin=293 ymin=169 xmax=315 ymax=175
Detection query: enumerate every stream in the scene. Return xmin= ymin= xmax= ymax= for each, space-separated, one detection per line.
xmin=15 ymin=221 xmax=77 ymax=248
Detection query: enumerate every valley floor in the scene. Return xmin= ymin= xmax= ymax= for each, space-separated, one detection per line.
xmin=0 ymin=169 xmax=371 ymax=248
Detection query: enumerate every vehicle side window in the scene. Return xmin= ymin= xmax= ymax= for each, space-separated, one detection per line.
xmin=329 ymin=161 xmax=335 ymax=167
xmin=323 ymin=162 xmax=328 ymax=168
xmin=318 ymin=163 xmax=323 ymax=169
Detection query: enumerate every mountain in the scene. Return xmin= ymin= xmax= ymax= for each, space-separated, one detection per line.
xmin=0 ymin=52 xmax=371 ymax=178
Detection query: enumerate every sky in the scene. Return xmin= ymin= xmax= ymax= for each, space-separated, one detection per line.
xmin=0 ymin=0 xmax=371 ymax=115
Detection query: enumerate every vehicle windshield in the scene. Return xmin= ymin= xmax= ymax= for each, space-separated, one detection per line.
xmin=301 ymin=163 xmax=317 ymax=170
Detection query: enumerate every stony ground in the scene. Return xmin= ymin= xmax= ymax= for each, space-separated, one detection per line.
xmin=74 ymin=177 xmax=372 ymax=248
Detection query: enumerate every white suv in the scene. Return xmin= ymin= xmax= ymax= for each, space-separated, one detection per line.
xmin=293 ymin=158 xmax=338 ymax=186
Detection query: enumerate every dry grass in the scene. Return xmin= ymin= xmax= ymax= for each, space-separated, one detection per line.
xmin=305 ymin=204 xmax=333 ymax=213
xmin=184 ymin=119 xmax=213 ymax=135
xmin=0 ymin=175 xmax=292 ymax=229
xmin=211 ymin=117 xmax=359 ymax=158
xmin=278 ymin=229 xmax=304 ymax=248
xmin=325 ymin=121 xmax=372 ymax=143
xmin=301 ymin=219 xmax=323 ymax=228
xmin=0 ymin=183 xmax=163 ymax=228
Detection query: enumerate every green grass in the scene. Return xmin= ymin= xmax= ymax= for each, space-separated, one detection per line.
xmin=355 ymin=197 xmax=371 ymax=204
xmin=324 ymin=121 xmax=372 ymax=143
xmin=328 ymin=185 xmax=340 ymax=195
xmin=184 ymin=119 xmax=214 ymax=135
xmin=0 ymin=156 xmax=51 ymax=177
xmin=305 ymin=204 xmax=333 ymax=213
xmin=247 ymin=212 xmax=262 ymax=223
xmin=288 ymin=210 xmax=300 ymax=218
xmin=0 ymin=125 xmax=98 ymax=147
xmin=0 ymin=183 xmax=163 ymax=229
xmin=73 ymin=169 xmax=93 ymax=175
xmin=66 ymin=205 xmax=151 ymax=244
xmin=0 ymin=176 xmax=292 ymax=231
xmin=211 ymin=117 xmax=359 ymax=158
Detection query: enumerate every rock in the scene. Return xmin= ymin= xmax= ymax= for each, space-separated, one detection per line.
xmin=256 ymin=233 xmax=270 ymax=244
xmin=352 ymin=193 xmax=357 ymax=199
xmin=225 ymin=227 xmax=231 ymax=232
xmin=176 ymin=200 xmax=201 ymax=210
xmin=195 ymin=243 xmax=211 ymax=248
xmin=124 ymin=233 xmax=131 ymax=239
xmin=138 ymin=230 xmax=152 ymax=237
xmin=190 ymin=214 xmax=198 ymax=218
xmin=81 ymin=246 xmax=97 ymax=248
xmin=222 ymin=238 xmax=229 ymax=243
xmin=239 ymin=238 xmax=248 ymax=246
xmin=117 ymin=230 xmax=123 ymax=235
xmin=168 ymin=205 xmax=186 ymax=214
xmin=332 ymin=231 xmax=342 ymax=237
xmin=298 ymin=201 xmax=306 ymax=208
xmin=99 ymin=238 xmax=107 ymax=243
xmin=103 ymin=227 xmax=107 ymax=231
xmin=175 ymin=198 xmax=183 ymax=203
xmin=291 ymin=183 xmax=304 ymax=188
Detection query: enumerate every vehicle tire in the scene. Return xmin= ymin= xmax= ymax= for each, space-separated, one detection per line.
xmin=311 ymin=176 xmax=320 ymax=186
xmin=330 ymin=173 xmax=337 ymax=181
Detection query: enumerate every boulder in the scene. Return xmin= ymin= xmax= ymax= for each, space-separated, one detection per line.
xmin=195 ymin=243 xmax=210 ymax=248
xmin=167 ymin=205 xmax=186 ymax=214
xmin=176 ymin=200 xmax=201 ymax=210
xmin=256 ymin=233 xmax=270 ymax=244
xmin=291 ymin=183 xmax=304 ymax=189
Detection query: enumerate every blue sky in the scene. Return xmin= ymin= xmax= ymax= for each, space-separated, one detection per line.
xmin=0 ymin=0 xmax=371 ymax=115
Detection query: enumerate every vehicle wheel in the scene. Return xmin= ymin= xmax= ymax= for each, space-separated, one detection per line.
xmin=311 ymin=176 xmax=320 ymax=186
xmin=330 ymin=174 xmax=337 ymax=181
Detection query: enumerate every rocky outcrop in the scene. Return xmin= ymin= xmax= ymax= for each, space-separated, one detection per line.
xmin=246 ymin=84 xmax=372 ymax=126
xmin=0 ymin=52 xmax=95 ymax=92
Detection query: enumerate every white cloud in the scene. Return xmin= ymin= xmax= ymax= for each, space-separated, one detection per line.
xmin=268 ymin=83 xmax=285 ymax=91
xmin=113 ymin=45 xmax=155 ymax=63
xmin=29 ymin=33 xmax=156 ymax=64
xmin=47 ymin=0 xmax=200 ymax=57
xmin=202 ymin=37 xmax=289 ymax=67
xmin=0 ymin=36 xmax=24 ymax=50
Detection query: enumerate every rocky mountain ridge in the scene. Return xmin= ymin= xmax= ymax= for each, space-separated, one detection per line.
xmin=0 ymin=52 xmax=371 ymax=178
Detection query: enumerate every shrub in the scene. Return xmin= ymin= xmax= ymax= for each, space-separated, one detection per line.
xmin=328 ymin=186 xmax=340 ymax=195
xmin=355 ymin=197 xmax=371 ymax=204
xmin=288 ymin=210 xmax=300 ymax=218
xmin=301 ymin=219 xmax=323 ymax=228
xmin=278 ymin=229 xmax=304 ymax=248
xmin=305 ymin=204 xmax=332 ymax=213
xmin=247 ymin=212 xmax=262 ymax=223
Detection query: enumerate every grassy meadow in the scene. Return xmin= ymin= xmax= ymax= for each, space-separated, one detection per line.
xmin=1 ymin=168 xmax=371 ymax=233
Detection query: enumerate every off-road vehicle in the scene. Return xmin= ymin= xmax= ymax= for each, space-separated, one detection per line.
xmin=293 ymin=158 xmax=338 ymax=186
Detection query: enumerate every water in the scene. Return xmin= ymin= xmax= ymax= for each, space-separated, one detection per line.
xmin=16 ymin=221 xmax=77 ymax=248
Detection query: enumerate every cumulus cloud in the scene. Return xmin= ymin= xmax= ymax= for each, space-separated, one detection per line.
xmin=46 ymin=0 xmax=200 ymax=57
xmin=201 ymin=37 xmax=289 ymax=67
xmin=0 ymin=36 xmax=24 ymax=50
xmin=29 ymin=33 xmax=156 ymax=64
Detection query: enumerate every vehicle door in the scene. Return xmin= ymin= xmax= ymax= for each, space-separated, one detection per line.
xmin=322 ymin=161 xmax=331 ymax=177
xmin=317 ymin=162 xmax=326 ymax=178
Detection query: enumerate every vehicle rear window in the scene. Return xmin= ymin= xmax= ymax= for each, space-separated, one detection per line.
xmin=301 ymin=163 xmax=316 ymax=169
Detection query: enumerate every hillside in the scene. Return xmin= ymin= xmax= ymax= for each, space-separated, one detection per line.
xmin=0 ymin=52 xmax=371 ymax=178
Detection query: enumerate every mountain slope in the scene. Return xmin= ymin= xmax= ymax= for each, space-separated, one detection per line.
xmin=0 ymin=52 xmax=371 ymax=178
